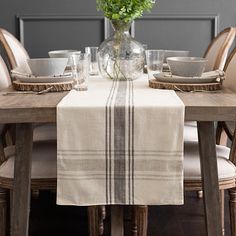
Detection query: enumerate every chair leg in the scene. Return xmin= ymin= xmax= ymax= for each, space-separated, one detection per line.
xmin=0 ymin=188 xmax=7 ymax=236
xmin=220 ymin=190 xmax=225 ymax=236
xmin=88 ymin=206 xmax=105 ymax=236
xmin=98 ymin=206 xmax=105 ymax=235
xmin=229 ymin=188 xmax=236 ymax=236
xmin=197 ymin=190 xmax=224 ymax=235
xmin=31 ymin=189 xmax=40 ymax=199
xmin=131 ymin=206 xmax=148 ymax=236
xmin=197 ymin=190 xmax=203 ymax=198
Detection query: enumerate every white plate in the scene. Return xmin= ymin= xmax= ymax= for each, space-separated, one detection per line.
xmin=153 ymin=72 xmax=219 ymax=84
xmin=15 ymin=74 xmax=73 ymax=83
xmin=11 ymin=68 xmax=73 ymax=83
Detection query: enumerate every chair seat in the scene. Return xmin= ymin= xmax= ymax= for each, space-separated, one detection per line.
xmin=184 ymin=121 xmax=198 ymax=142
xmin=33 ymin=123 xmax=57 ymax=141
xmin=0 ymin=140 xmax=57 ymax=179
xmin=184 ymin=141 xmax=236 ymax=180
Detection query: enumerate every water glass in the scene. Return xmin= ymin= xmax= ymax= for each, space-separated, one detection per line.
xmin=145 ymin=50 xmax=165 ymax=80
xmin=85 ymin=47 xmax=99 ymax=75
xmin=70 ymin=53 xmax=89 ymax=91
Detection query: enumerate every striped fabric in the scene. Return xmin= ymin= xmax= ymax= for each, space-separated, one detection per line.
xmin=57 ymin=76 xmax=185 ymax=206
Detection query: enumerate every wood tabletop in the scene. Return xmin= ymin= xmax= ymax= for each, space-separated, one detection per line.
xmin=0 ymin=87 xmax=236 ymax=123
xmin=2 ymin=85 xmax=228 ymax=236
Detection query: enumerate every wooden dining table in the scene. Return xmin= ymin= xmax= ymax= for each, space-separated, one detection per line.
xmin=0 ymin=85 xmax=236 ymax=236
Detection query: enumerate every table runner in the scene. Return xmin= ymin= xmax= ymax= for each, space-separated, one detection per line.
xmin=57 ymin=76 xmax=185 ymax=205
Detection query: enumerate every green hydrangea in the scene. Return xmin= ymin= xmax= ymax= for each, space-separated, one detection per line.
xmin=96 ymin=0 xmax=156 ymax=22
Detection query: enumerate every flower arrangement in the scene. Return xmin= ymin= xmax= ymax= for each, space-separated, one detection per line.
xmin=96 ymin=0 xmax=156 ymax=23
xmin=96 ymin=0 xmax=156 ymax=80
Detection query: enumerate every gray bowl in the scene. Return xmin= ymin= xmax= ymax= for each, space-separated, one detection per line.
xmin=48 ymin=50 xmax=81 ymax=66
xmin=164 ymin=50 xmax=189 ymax=63
xmin=27 ymin=58 xmax=68 ymax=76
xmin=167 ymin=57 xmax=207 ymax=77
xmin=48 ymin=50 xmax=80 ymax=58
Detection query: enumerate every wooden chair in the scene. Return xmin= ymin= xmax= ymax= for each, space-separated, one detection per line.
xmin=0 ymin=56 xmax=104 ymax=236
xmin=184 ymin=48 xmax=236 ymax=235
xmin=0 ymin=28 xmax=29 ymax=70
xmin=0 ymin=28 xmax=56 ymax=143
xmin=184 ymin=27 xmax=236 ymax=142
xmin=185 ymin=46 xmax=236 ymax=236
xmin=133 ymin=47 xmax=236 ymax=236
xmin=216 ymin=47 xmax=236 ymax=236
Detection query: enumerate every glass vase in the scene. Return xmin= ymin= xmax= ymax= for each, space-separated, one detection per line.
xmin=98 ymin=20 xmax=145 ymax=80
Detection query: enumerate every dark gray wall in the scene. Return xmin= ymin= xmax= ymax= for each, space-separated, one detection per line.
xmin=0 ymin=0 xmax=235 ymax=58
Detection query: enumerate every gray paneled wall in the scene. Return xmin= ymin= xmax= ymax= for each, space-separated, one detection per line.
xmin=19 ymin=16 xmax=106 ymax=57
xmin=0 ymin=0 xmax=235 ymax=58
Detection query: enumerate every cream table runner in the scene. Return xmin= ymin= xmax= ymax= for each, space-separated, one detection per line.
xmin=57 ymin=75 xmax=185 ymax=206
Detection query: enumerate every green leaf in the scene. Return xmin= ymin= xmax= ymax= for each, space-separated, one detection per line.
xmin=96 ymin=0 xmax=156 ymax=22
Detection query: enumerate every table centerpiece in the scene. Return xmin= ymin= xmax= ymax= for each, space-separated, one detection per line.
xmin=96 ymin=0 xmax=156 ymax=80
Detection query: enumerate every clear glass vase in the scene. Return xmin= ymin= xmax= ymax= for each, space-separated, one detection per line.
xmin=98 ymin=20 xmax=145 ymax=80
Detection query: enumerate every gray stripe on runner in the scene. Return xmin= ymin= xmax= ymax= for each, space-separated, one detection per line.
xmin=114 ymin=80 xmax=127 ymax=203
xmin=105 ymin=79 xmax=117 ymax=204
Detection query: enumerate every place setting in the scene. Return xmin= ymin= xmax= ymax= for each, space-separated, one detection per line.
xmin=145 ymin=49 xmax=225 ymax=91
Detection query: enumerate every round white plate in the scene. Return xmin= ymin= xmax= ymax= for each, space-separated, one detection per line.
xmin=153 ymin=72 xmax=218 ymax=84
xmin=12 ymin=73 xmax=73 ymax=83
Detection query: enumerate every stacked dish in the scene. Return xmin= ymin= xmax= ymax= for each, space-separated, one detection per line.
xmin=11 ymin=58 xmax=73 ymax=83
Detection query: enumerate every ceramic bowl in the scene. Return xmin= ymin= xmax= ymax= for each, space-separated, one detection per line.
xmin=48 ymin=50 xmax=81 ymax=66
xmin=27 ymin=58 xmax=68 ymax=76
xmin=163 ymin=50 xmax=190 ymax=62
xmin=48 ymin=50 xmax=81 ymax=58
xmin=166 ymin=57 xmax=207 ymax=77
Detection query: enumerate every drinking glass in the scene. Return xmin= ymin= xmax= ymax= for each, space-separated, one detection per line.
xmin=70 ymin=53 xmax=89 ymax=91
xmin=145 ymin=50 xmax=165 ymax=80
xmin=85 ymin=47 xmax=99 ymax=75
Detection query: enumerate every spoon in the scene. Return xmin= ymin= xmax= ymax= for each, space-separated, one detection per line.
xmin=2 ymin=86 xmax=53 ymax=96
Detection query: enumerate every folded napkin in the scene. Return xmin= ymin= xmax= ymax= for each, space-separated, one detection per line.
xmin=57 ymin=76 xmax=185 ymax=206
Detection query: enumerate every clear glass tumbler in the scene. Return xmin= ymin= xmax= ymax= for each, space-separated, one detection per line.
xmin=85 ymin=47 xmax=99 ymax=76
xmin=70 ymin=53 xmax=89 ymax=91
xmin=145 ymin=50 xmax=165 ymax=80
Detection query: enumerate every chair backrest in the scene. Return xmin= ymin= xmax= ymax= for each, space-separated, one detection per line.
xmin=216 ymin=47 xmax=236 ymax=149
xmin=0 ymin=56 xmax=12 ymax=89
xmin=222 ymin=47 xmax=236 ymax=91
xmin=0 ymin=28 xmax=29 ymax=70
xmin=0 ymin=56 xmax=12 ymax=161
xmin=204 ymin=27 xmax=236 ymax=71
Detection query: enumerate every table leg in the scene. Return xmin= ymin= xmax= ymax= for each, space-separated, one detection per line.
xmin=197 ymin=121 xmax=222 ymax=236
xmin=111 ymin=205 xmax=124 ymax=236
xmin=11 ymin=123 xmax=33 ymax=236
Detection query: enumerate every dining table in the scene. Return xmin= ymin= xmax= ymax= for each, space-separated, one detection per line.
xmin=0 ymin=76 xmax=235 ymax=236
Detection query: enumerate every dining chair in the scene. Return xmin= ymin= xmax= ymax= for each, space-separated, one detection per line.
xmin=184 ymin=27 xmax=236 ymax=143
xmin=0 ymin=56 xmax=104 ymax=236
xmin=216 ymin=46 xmax=236 ymax=236
xmin=132 ymin=47 xmax=236 ymax=236
xmin=185 ymin=46 xmax=236 ymax=236
xmin=0 ymin=28 xmax=29 ymax=70
xmin=0 ymin=28 xmax=56 ymax=143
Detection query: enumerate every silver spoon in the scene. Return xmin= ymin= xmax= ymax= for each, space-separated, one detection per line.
xmin=2 ymin=86 xmax=53 ymax=96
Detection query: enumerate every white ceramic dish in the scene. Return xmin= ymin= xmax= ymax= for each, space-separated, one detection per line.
xmin=11 ymin=67 xmax=73 ymax=83
xmin=27 ymin=58 xmax=68 ymax=76
xmin=167 ymin=57 xmax=207 ymax=77
xmin=163 ymin=50 xmax=189 ymax=62
xmin=15 ymin=74 xmax=73 ymax=83
xmin=48 ymin=50 xmax=81 ymax=58
xmin=154 ymin=72 xmax=219 ymax=84
xmin=48 ymin=50 xmax=81 ymax=66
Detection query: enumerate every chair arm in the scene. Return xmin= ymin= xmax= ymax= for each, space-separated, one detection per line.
xmin=216 ymin=121 xmax=235 ymax=144
xmin=229 ymin=127 xmax=236 ymax=164
xmin=0 ymin=124 xmax=6 ymax=164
